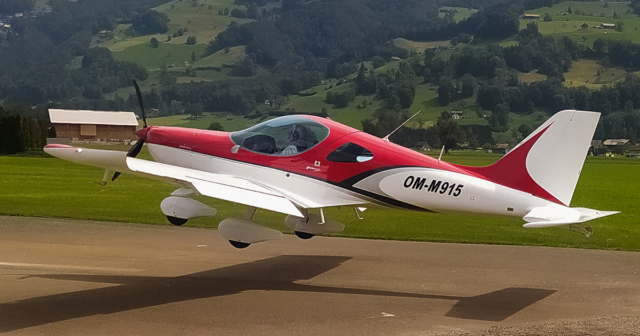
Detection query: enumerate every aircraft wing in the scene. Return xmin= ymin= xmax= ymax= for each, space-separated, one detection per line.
xmin=126 ymin=157 xmax=304 ymax=217
xmin=44 ymin=145 xmax=304 ymax=217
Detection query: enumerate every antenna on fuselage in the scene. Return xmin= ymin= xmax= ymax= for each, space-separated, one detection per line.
xmin=382 ymin=110 xmax=421 ymax=142
xmin=438 ymin=117 xmax=456 ymax=163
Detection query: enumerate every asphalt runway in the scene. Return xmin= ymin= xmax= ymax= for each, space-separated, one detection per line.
xmin=0 ymin=216 xmax=639 ymax=335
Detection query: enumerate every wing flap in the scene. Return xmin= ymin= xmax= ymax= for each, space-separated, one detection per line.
xmin=126 ymin=157 xmax=304 ymax=217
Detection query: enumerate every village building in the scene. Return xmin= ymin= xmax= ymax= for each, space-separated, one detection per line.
xmin=627 ymin=145 xmax=640 ymax=158
xmin=451 ymin=111 xmax=463 ymax=120
xmin=603 ymin=139 xmax=634 ymax=154
xmin=522 ymin=14 xmax=539 ymax=19
xmin=492 ymin=143 xmax=512 ymax=155
xmin=589 ymin=140 xmax=605 ymax=156
xmin=48 ymin=109 xmax=138 ymax=143
xmin=416 ymin=142 xmax=432 ymax=151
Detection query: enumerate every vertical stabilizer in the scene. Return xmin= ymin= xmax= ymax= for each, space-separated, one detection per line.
xmin=462 ymin=110 xmax=600 ymax=206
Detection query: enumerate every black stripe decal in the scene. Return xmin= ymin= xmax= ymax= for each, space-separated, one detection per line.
xmin=152 ymin=145 xmax=435 ymax=212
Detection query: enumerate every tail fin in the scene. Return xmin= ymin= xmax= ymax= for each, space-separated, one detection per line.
xmin=463 ymin=110 xmax=600 ymax=206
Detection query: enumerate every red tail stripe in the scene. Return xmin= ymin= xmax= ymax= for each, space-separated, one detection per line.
xmin=461 ymin=124 xmax=564 ymax=205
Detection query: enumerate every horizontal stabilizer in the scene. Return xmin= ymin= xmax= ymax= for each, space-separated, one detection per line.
xmin=523 ymin=205 xmax=618 ymax=228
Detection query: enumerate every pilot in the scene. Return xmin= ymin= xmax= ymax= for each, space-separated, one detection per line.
xmin=281 ymin=124 xmax=314 ymax=155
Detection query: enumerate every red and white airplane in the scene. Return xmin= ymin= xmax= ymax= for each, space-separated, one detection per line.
xmin=44 ymin=86 xmax=617 ymax=248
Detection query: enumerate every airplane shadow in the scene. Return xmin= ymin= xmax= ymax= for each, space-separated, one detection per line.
xmin=0 ymin=255 xmax=555 ymax=332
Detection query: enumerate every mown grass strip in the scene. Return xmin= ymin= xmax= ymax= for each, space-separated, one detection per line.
xmin=0 ymin=152 xmax=637 ymax=250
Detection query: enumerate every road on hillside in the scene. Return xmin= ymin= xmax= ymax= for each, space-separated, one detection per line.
xmin=0 ymin=216 xmax=639 ymax=335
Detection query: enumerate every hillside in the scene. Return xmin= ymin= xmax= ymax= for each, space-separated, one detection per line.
xmin=3 ymin=0 xmax=640 ymax=146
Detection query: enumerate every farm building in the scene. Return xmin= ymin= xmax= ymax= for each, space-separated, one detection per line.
xmin=627 ymin=145 xmax=640 ymax=158
xmin=600 ymin=23 xmax=616 ymax=29
xmin=492 ymin=143 xmax=512 ymax=155
xmin=522 ymin=14 xmax=539 ymax=19
xmin=589 ymin=140 xmax=605 ymax=156
xmin=451 ymin=111 xmax=463 ymax=120
xmin=48 ymin=109 xmax=138 ymax=142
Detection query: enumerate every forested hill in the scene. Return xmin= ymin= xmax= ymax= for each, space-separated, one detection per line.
xmin=208 ymin=0 xmax=521 ymax=73
xmin=0 ymin=0 xmax=168 ymax=103
xmin=0 ymin=0 xmax=514 ymax=107
xmin=4 ymin=0 xmax=640 ymax=148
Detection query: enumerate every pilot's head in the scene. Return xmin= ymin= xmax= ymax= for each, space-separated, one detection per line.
xmin=289 ymin=125 xmax=307 ymax=142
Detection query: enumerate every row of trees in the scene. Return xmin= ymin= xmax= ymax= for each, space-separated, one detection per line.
xmin=0 ymin=105 xmax=50 ymax=155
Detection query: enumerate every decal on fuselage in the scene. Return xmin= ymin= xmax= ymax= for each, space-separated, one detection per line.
xmin=403 ymin=175 xmax=464 ymax=197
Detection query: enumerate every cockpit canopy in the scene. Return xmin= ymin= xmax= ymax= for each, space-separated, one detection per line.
xmin=230 ymin=116 xmax=330 ymax=156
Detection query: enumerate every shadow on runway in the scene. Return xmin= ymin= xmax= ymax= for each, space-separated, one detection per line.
xmin=0 ymin=255 xmax=555 ymax=332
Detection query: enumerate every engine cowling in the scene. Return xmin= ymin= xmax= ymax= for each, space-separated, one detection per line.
xmin=160 ymin=196 xmax=217 ymax=220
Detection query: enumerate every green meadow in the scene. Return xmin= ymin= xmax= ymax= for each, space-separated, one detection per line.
xmin=521 ymin=1 xmax=640 ymax=44
xmin=1 ymin=151 xmax=638 ymax=251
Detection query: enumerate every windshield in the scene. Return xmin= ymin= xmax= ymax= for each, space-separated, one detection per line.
xmin=230 ymin=116 xmax=330 ymax=156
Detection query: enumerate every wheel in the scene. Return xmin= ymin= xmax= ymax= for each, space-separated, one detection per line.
xmin=167 ymin=216 xmax=188 ymax=226
xmin=229 ymin=240 xmax=251 ymax=249
xmin=294 ymin=231 xmax=315 ymax=240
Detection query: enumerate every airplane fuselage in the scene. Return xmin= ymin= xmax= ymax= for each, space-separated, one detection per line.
xmin=140 ymin=116 xmax=556 ymax=218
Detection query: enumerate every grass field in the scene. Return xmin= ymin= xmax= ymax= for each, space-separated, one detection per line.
xmin=521 ymin=2 xmax=640 ymax=45
xmin=146 ymin=112 xmax=264 ymax=131
xmin=1 ymin=151 xmax=638 ymax=251
xmin=564 ymin=59 xmax=630 ymax=88
xmin=438 ymin=6 xmax=479 ymax=22
xmin=393 ymin=38 xmax=450 ymax=53
xmin=113 ymin=42 xmax=208 ymax=71
xmin=194 ymin=46 xmax=246 ymax=67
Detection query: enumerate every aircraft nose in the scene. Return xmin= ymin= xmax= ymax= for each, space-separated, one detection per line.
xmin=135 ymin=127 xmax=149 ymax=140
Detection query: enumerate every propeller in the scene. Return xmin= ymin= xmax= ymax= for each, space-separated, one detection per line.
xmin=112 ymin=79 xmax=148 ymax=182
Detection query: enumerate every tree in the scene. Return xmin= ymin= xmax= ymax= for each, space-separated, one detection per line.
xmin=616 ymin=21 xmax=624 ymax=32
xmin=207 ymin=122 xmax=225 ymax=131
xmin=438 ymin=77 xmax=456 ymax=106
xmin=517 ymin=124 xmax=533 ymax=139
xmin=490 ymin=103 xmax=510 ymax=131
xmin=186 ymin=36 xmax=197 ymax=45
xmin=567 ymin=6 xmax=572 ymax=14
xmin=434 ymin=111 xmax=465 ymax=154
xmin=186 ymin=103 xmax=204 ymax=120
xmin=158 ymin=63 xmax=176 ymax=85
xmin=150 ymin=37 xmax=159 ymax=48
xmin=460 ymin=74 xmax=477 ymax=98
xmin=132 ymin=10 xmax=170 ymax=35
xmin=191 ymin=51 xmax=196 ymax=62
xmin=232 ymin=58 xmax=257 ymax=77
xmin=543 ymin=13 xmax=552 ymax=22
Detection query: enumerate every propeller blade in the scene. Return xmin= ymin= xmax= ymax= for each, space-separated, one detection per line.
xmin=127 ymin=139 xmax=145 ymax=158
xmin=111 ymin=139 xmax=145 ymax=181
xmin=113 ymin=79 xmax=148 ymax=182
xmin=132 ymin=78 xmax=147 ymax=128
xmin=111 ymin=171 xmax=122 ymax=182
